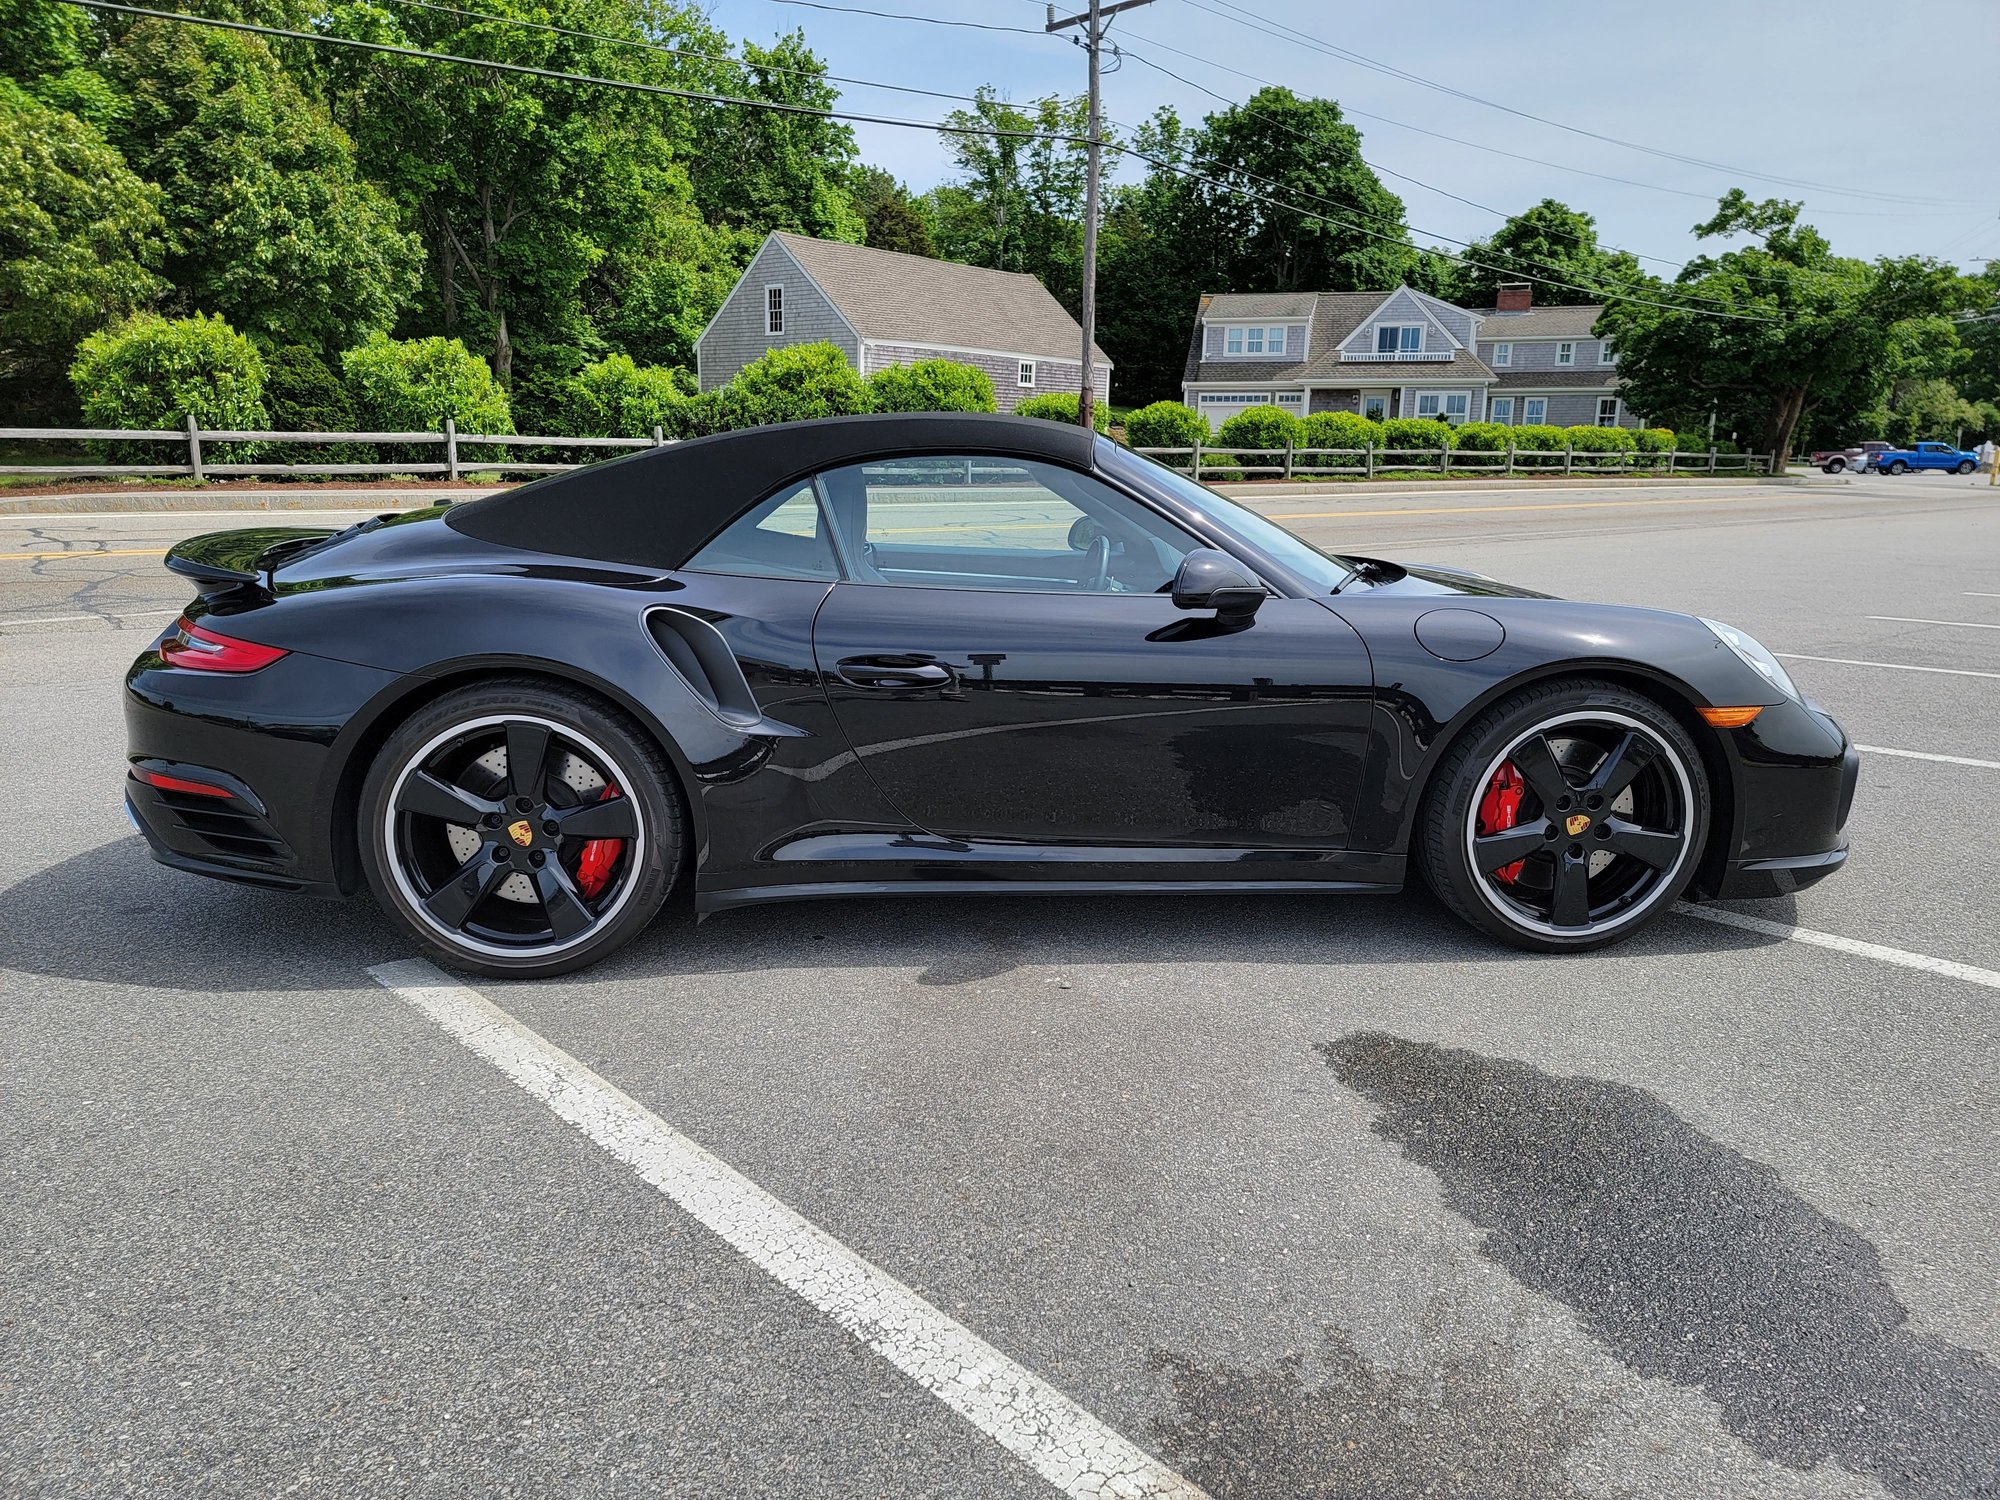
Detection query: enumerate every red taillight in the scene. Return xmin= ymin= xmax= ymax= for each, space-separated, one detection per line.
xmin=131 ymin=767 xmax=234 ymax=799
xmin=160 ymin=617 xmax=288 ymax=673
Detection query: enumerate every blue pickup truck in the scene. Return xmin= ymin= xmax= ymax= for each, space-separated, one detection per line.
xmin=1866 ymin=441 xmax=1978 ymax=475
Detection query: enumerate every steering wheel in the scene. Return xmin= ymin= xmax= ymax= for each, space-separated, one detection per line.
xmin=1082 ymin=533 xmax=1112 ymax=591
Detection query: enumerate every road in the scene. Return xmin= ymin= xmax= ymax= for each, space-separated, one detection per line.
xmin=3 ymin=470 xmax=1996 ymax=1499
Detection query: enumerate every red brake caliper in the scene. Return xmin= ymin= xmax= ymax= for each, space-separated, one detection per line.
xmin=574 ymin=781 xmax=624 ymax=899
xmin=1475 ymin=760 xmax=1526 ymax=884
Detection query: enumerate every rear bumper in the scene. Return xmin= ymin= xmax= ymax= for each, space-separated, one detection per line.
xmin=124 ymin=640 xmax=407 ymax=897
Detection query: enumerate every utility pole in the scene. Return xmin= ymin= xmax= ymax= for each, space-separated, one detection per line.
xmin=1047 ymin=0 xmax=1153 ymax=431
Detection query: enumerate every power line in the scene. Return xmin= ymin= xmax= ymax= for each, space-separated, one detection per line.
xmin=767 ymin=0 xmax=1049 ymax=37
xmin=1183 ymin=0 xmax=1969 ymax=209
xmin=60 ymin=0 xmax=1777 ymax=321
xmin=369 ymin=0 xmax=1001 ymax=107
xmin=1112 ymin=42 xmax=1841 ymax=303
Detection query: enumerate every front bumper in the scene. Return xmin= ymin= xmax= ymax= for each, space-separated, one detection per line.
xmin=1705 ymin=704 xmax=1859 ymax=900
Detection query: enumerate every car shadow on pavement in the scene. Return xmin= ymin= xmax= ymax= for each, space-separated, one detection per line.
xmin=1320 ymin=1031 xmax=2000 ymax=1500
xmin=0 ymin=836 xmax=402 ymax=992
xmin=0 ymin=836 xmax=1796 ymax=993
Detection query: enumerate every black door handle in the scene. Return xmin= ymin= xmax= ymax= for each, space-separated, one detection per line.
xmin=836 ymin=657 xmax=955 ymax=690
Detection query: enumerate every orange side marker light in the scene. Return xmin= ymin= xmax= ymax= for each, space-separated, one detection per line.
xmin=1697 ymin=706 xmax=1765 ymax=728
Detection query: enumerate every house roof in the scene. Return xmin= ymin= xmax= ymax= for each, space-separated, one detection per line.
xmin=771 ymin=232 xmax=1110 ymax=365
xmin=1199 ymin=291 xmax=1321 ymax=320
xmin=1184 ymin=289 xmax=1496 ymax=385
xmin=1491 ymin=369 xmax=1622 ymax=389
xmin=1472 ymin=304 xmax=1605 ymax=339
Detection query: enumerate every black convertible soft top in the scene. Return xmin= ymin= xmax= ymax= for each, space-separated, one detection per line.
xmin=446 ymin=412 xmax=1101 ymax=570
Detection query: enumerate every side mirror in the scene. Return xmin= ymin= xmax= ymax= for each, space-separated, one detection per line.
xmin=1171 ymin=548 xmax=1266 ymax=620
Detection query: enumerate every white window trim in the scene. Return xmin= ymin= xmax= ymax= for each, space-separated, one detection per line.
xmin=1489 ymin=396 xmax=1514 ymax=424
xmin=1523 ymin=397 xmax=1548 ymax=424
xmin=1597 ymin=397 xmax=1622 ymax=428
xmin=1217 ymin=323 xmax=1290 ymax=358
xmin=1598 ymin=342 xmax=1616 ymax=367
xmin=764 ymin=283 xmax=784 ymax=336
xmin=1414 ymin=389 xmax=1472 ymax=422
xmin=1376 ymin=324 xmax=1424 ymax=355
xmin=1556 ymin=341 xmax=1575 ymax=367
xmin=1017 ymin=360 xmax=1036 ymax=388
xmin=1491 ymin=342 xmax=1512 ymax=367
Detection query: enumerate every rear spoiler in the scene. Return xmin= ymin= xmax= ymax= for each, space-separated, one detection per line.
xmin=165 ymin=526 xmax=337 ymax=602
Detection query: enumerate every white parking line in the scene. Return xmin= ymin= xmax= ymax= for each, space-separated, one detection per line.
xmin=1775 ymin=653 xmax=2000 ymax=680
xmin=1857 ymin=744 xmax=2000 ymax=769
xmin=368 ymin=959 xmax=1207 ymax=1500
xmin=1676 ymin=906 xmax=2000 ymax=993
xmin=0 ymin=608 xmax=179 ymax=629
xmin=1966 ymin=592 xmax=2000 ymax=598
xmin=1865 ymin=615 xmax=2000 ymax=631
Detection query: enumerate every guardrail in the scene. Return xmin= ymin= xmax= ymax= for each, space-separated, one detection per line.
xmin=0 ymin=417 xmax=673 ymax=481
xmin=1134 ymin=441 xmax=1777 ymax=480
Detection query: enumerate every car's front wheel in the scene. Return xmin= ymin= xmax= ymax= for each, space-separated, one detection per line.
xmin=360 ymin=679 xmax=684 ymax=978
xmin=1956 ymin=460 xmax=1975 ymax=475
xmin=1419 ymin=680 xmax=1710 ymax=952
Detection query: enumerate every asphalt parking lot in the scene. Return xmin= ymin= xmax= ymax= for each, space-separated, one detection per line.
xmin=3 ymin=470 xmax=1996 ymax=1498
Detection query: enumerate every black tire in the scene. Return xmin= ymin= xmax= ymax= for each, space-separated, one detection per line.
xmin=1956 ymin=460 xmax=1975 ymax=475
xmin=359 ymin=678 xmax=684 ymax=978
xmin=1823 ymin=458 xmax=1844 ymax=473
xmin=1887 ymin=459 xmax=1908 ymax=475
xmin=1418 ymin=679 xmax=1710 ymax=953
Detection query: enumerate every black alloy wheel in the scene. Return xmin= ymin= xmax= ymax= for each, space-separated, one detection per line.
xmin=360 ymin=680 xmax=682 ymax=977
xmin=1420 ymin=681 xmax=1710 ymax=952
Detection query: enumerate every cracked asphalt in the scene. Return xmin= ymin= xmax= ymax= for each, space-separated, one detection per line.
xmin=2 ymin=471 xmax=1997 ymax=1498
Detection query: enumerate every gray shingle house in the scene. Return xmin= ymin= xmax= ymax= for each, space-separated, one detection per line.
xmin=698 ymin=232 xmax=1111 ymax=411
xmin=1180 ymin=282 xmax=1635 ymax=432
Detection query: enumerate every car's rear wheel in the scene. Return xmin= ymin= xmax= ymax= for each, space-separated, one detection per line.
xmin=1823 ymin=458 xmax=1845 ymax=473
xmin=360 ymin=679 xmax=683 ymax=978
xmin=1887 ymin=459 xmax=1909 ymax=474
xmin=1956 ymin=459 xmax=1975 ymax=475
xmin=1419 ymin=680 xmax=1710 ymax=952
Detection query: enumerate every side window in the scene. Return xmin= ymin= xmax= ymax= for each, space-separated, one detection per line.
xmin=816 ymin=455 xmax=1202 ymax=595
xmin=685 ymin=482 xmax=839 ymax=581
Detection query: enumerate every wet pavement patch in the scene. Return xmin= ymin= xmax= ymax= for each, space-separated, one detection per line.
xmin=1324 ymin=1032 xmax=2000 ymax=1500
xmin=1149 ymin=1325 xmax=1605 ymax=1499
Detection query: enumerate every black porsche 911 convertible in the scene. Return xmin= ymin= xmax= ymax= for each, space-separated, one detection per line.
xmin=124 ymin=412 xmax=1856 ymax=976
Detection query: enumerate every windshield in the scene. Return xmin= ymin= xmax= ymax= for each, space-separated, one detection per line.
xmin=1097 ymin=439 xmax=1357 ymax=594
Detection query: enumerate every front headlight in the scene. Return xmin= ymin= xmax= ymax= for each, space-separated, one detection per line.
xmin=1700 ymin=618 xmax=1800 ymax=701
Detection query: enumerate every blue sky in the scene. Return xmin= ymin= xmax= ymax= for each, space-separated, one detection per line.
xmin=712 ymin=0 xmax=2000 ymax=275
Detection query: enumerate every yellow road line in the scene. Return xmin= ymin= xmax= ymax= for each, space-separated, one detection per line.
xmin=0 ymin=547 xmax=169 ymax=562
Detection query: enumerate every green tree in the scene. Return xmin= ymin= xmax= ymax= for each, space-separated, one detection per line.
xmin=932 ymin=88 xmax=1097 ymax=310
xmin=1598 ymin=192 xmax=1963 ymax=460
xmin=1447 ymin=199 xmax=1641 ymax=307
xmin=1179 ymin=88 xmax=1417 ymax=294
xmin=70 ymin=311 xmax=267 ymax=430
xmin=687 ymin=32 xmax=863 ymax=243
xmin=101 ymin=21 xmax=420 ymax=354
xmin=321 ymin=0 xmax=724 ymax=388
xmin=1096 ymin=108 xmax=1202 ymax=405
xmin=851 ymin=165 xmax=935 ymax=258
xmin=590 ymin=206 xmax=757 ymax=373
xmin=0 ymin=0 xmax=119 ymax=123
xmin=0 ymin=81 xmax=165 ymax=397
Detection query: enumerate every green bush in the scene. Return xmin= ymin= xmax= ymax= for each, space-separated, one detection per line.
xmin=1380 ymin=417 xmax=1454 ymax=455
xmin=69 ymin=312 xmax=266 ymax=464
xmin=1563 ymin=424 xmax=1637 ymax=471
xmin=1123 ymin=400 xmax=1205 ymax=451
xmin=1295 ymin=411 xmax=1384 ymax=454
xmin=1450 ymin=421 xmax=1513 ymax=453
xmin=262 ymin=343 xmax=368 ymax=466
xmin=1214 ymin=405 xmax=1299 ymax=466
xmin=1012 ymin=391 xmax=1111 ymax=433
xmin=559 ymin=354 xmax=690 ymax=439
xmin=342 ymin=334 xmax=511 ymax=466
xmin=1633 ymin=426 xmax=1676 ymax=454
xmin=1507 ymin=422 xmax=1569 ymax=468
xmin=712 ymin=342 xmax=873 ymax=431
xmin=867 ymin=358 xmax=996 ymax=414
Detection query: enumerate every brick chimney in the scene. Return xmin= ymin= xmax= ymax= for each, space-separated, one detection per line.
xmin=1496 ymin=282 xmax=1532 ymax=312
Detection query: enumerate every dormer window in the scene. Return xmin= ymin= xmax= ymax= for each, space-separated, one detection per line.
xmin=1375 ymin=325 xmax=1422 ymax=355
xmin=1556 ymin=341 xmax=1575 ymax=366
xmin=1222 ymin=324 xmax=1287 ymax=357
